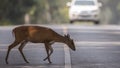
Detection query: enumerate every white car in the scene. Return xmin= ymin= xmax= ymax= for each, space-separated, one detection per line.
xmin=67 ymin=0 xmax=102 ymax=24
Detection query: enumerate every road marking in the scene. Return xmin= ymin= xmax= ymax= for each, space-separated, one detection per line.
xmin=75 ymin=41 xmax=120 ymax=45
xmin=70 ymin=30 xmax=120 ymax=35
xmin=62 ymin=26 xmax=72 ymax=68
xmin=2 ymin=41 xmax=120 ymax=47
xmin=66 ymin=25 xmax=120 ymax=30
xmin=64 ymin=45 xmax=71 ymax=68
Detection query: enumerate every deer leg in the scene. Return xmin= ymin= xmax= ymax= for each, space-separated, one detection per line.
xmin=43 ymin=45 xmax=53 ymax=62
xmin=44 ymin=43 xmax=53 ymax=63
xmin=18 ymin=40 xmax=29 ymax=63
xmin=44 ymin=41 xmax=54 ymax=62
xmin=5 ymin=41 xmax=21 ymax=64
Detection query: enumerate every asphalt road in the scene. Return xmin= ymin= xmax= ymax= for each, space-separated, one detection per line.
xmin=1 ymin=25 xmax=120 ymax=68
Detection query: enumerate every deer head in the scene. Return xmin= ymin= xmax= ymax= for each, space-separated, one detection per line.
xmin=64 ymin=34 xmax=76 ymax=51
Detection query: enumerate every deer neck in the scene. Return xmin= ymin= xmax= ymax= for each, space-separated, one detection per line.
xmin=54 ymin=35 xmax=66 ymax=43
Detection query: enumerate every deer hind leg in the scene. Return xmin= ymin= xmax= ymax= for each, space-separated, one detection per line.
xmin=18 ymin=40 xmax=29 ymax=63
xmin=44 ymin=42 xmax=53 ymax=63
xmin=5 ymin=41 xmax=21 ymax=64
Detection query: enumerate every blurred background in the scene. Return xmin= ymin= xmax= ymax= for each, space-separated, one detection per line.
xmin=1 ymin=0 xmax=120 ymax=67
xmin=0 ymin=0 xmax=120 ymax=25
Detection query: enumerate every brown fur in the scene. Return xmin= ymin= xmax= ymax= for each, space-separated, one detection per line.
xmin=5 ymin=25 xmax=76 ymax=64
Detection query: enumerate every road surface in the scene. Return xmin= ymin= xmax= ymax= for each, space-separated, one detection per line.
xmin=1 ymin=25 xmax=120 ymax=68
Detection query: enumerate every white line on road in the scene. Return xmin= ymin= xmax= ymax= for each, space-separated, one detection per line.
xmin=75 ymin=41 xmax=120 ymax=45
xmin=70 ymin=30 xmax=120 ymax=35
xmin=2 ymin=41 xmax=120 ymax=47
xmin=64 ymin=45 xmax=71 ymax=68
xmin=2 ymin=41 xmax=120 ymax=46
xmin=62 ymin=26 xmax=72 ymax=68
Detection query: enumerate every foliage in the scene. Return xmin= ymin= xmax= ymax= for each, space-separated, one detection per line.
xmin=0 ymin=0 xmax=71 ymax=25
xmin=0 ymin=0 xmax=35 ymax=25
xmin=32 ymin=0 xmax=70 ymax=24
xmin=0 ymin=0 xmax=120 ymax=25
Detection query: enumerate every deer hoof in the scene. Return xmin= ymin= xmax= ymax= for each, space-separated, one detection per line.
xmin=49 ymin=61 xmax=52 ymax=64
xmin=26 ymin=62 xmax=29 ymax=63
xmin=25 ymin=61 xmax=29 ymax=63
xmin=6 ymin=62 xmax=9 ymax=64
xmin=43 ymin=58 xmax=47 ymax=61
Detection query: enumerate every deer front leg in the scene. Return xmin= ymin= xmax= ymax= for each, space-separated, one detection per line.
xmin=6 ymin=41 xmax=21 ymax=64
xmin=18 ymin=40 xmax=29 ymax=63
xmin=44 ymin=42 xmax=53 ymax=63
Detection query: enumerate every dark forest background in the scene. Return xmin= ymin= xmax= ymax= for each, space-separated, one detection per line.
xmin=0 ymin=0 xmax=120 ymax=25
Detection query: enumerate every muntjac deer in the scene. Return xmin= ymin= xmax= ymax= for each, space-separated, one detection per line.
xmin=5 ymin=25 xmax=76 ymax=64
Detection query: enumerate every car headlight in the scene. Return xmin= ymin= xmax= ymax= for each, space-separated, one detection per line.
xmin=70 ymin=11 xmax=79 ymax=16
xmin=72 ymin=13 xmax=78 ymax=17
xmin=71 ymin=11 xmax=79 ymax=14
xmin=91 ymin=10 xmax=99 ymax=13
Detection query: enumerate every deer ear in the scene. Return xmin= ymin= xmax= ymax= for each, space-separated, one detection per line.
xmin=64 ymin=34 xmax=67 ymax=37
xmin=64 ymin=34 xmax=70 ymax=38
xmin=64 ymin=34 xmax=68 ymax=37
xmin=67 ymin=34 xmax=70 ymax=38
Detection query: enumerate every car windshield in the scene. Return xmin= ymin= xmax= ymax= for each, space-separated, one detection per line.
xmin=74 ymin=0 xmax=95 ymax=6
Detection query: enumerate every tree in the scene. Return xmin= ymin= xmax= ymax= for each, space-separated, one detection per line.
xmin=0 ymin=0 xmax=35 ymax=25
